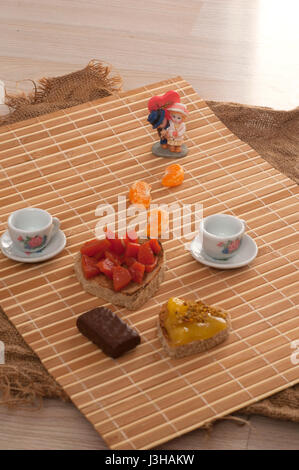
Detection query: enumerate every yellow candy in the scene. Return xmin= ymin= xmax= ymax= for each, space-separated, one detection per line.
xmin=164 ymin=297 xmax=227 ymax=346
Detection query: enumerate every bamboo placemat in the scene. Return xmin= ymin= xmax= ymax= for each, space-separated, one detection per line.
xmin=0 ymin=77 xmax=298 ymax=450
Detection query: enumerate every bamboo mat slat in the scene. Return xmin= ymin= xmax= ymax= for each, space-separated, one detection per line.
xmin=0 ymin=77 xmax=298 ymax=450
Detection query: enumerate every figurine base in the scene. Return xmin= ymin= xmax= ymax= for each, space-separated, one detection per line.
xmin=151 ymin=143 xmax=188 ymax=159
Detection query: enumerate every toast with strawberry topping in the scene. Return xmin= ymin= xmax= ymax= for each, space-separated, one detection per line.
xmin=74 ymin=232 xmax=165 ymax=310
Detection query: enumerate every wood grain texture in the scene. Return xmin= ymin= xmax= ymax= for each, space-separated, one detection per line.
xmin=0 ymin=0 xmax=299 ymax=109
xmin=0 ymin=0 xmax=299 ymax=450
xmin=1 ymin=400 xmax=298 ymax=450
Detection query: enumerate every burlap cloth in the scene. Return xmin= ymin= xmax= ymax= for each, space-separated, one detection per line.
xmin=0 ymin=62 xmax=298 ymax=424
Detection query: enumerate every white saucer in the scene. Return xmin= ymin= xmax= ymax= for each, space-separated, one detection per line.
xmin=0 ymin=229 xmax=66 ymax=263
xmin=190 ymin=234 xmax=258 ymax=269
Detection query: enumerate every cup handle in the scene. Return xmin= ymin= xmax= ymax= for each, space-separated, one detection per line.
xmin=51 ymin=217 xmax=60 ymax=238
xmin=240 ymin=219 xmax=247 ymax=232
xmin=0 ymin=80 xmax=10 ymax=117
xmin=0 ymin=80 xmax=5 ymax=105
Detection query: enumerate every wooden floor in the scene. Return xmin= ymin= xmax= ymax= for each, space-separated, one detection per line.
xmin=0 ymin=0 xmax=298 ymax=450
xmin=0 ymin=400 xmax=298 ymax=450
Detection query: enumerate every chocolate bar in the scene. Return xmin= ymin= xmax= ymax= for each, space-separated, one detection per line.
xmin=76 ymin=307 xmax=140 ymax=358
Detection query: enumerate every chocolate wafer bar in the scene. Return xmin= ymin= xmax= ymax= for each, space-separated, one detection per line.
xmin=76 ymin=307 xmax=140 ymax=358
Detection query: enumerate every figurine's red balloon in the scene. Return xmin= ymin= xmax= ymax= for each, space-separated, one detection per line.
xmin=148 ymin=90 xmax=180 ymax=118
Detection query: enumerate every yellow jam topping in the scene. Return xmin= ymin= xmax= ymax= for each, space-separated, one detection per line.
xmin=164 ymin=297 xmax=228 ymax=346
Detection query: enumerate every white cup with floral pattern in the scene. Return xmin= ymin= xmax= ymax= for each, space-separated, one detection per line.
xmin=8 ymin=208 xmax=60 ymax=253
xmin=200 ymin=214 xmax=246 ymax=260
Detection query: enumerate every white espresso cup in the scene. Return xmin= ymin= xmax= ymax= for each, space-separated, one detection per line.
xmin=0 ymin=80 xmax=10 ymax=116
xmin=8 ymin=208 xmax=60 ymax=253
xmin=200 ymin=214 xmax=246 ymax=260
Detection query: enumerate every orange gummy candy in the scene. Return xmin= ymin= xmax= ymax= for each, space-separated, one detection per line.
xmin=147 ymin=208 xmax=169 ymax=238
xmin=161 ymin=164 xmax=184 ymax=187
xmin=129 ymin=181 xmax=152 ymax=208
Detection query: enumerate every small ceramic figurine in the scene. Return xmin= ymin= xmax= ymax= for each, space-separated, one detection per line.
xmin=166 ymin=102 xmax=188 ymax=153
xmin=147 ymin=107 xmax=169 ymax=149
xmin=147 ymin=90 xmax=188 ymax=158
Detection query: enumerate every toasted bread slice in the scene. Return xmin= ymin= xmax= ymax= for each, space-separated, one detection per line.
xmin=158 ymin=301 xmax=231 ymax=358
xmin=74 ymin=244 xmax=165 ymax=310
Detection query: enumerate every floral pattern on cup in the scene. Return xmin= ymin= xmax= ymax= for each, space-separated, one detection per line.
xmin=217 ymin=238 xmax=241 ymax=255
xmin=17 ymin=234 xmax=47 ymax=251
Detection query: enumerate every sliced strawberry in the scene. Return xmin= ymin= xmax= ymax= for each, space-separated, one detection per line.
xmin=105 ymin=230 xmax=126 ymax=254
xmin=125 ymin=242 xmax=140 ymax=258
xmin=129 ymin=261 xmax=145 ymax=284
xmin=112 ymin=266 xmax=132 ymax=291
xmin=105 ymin=250 xmax=123 ymax=266
xmin=106 ymin=229 xmax=138 ymax=250
xmin=80 ymin=238 xmax=111 ymax=257
xmin=126 ymin=229 xmax=138 ymax=243
xmin=93 ymin=250 xmax=105 ymax=261
xmin=110 ymin=238 xmax=126 ymax=255
xmin=123 ymin=256 xmax=136 ymax=267
xmin=97 ymin=257 xmax=115 ymax=279
xmin=105 ymin=228 xmax=117 ymax=239
xmin=149 ymin=239 xmax=161 ymax=255
xmin=138 ymin=241 xmax=155 ymax=265
xmin=144 ymin=256 xmax=158 ymax=272
xmin=81 ymin=254 xmax=100 ymax=279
